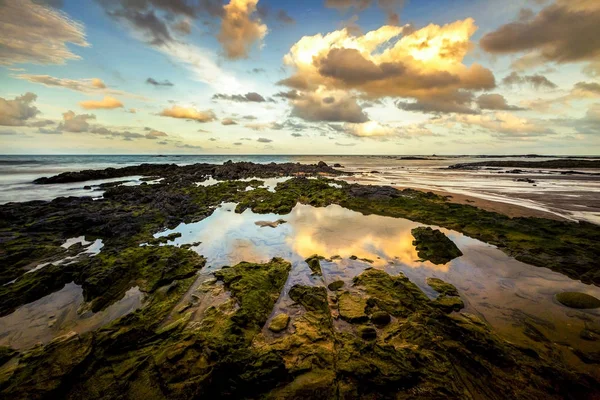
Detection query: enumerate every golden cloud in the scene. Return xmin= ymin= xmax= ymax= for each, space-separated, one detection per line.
xmin=280 ymin=18 xmax=495 ymax=116
xmin=218 ymin=0 xmax=268 ymax=59
xmin=481 ymin=0 xmax=600 ymax=70
xmin=159 ymin=106 xmax=217 ymax=122
xmin=79 ymin=96 xmax=124 ymax=110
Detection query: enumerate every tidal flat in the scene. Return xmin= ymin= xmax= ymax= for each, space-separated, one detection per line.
xmin=0 ymin=161 xmax=599 ymax=399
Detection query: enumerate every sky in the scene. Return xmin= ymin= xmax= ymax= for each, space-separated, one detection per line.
xmin=0 ymin=0 xmax=599 ymax=155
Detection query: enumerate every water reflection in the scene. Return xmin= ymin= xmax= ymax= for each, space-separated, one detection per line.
xmin=0 ymin=284 xmax=143 ymax=350
xmin=155 ymin=202 xmax=600 ymax=375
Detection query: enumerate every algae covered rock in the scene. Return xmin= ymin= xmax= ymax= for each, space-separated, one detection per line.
xmin=555 ymin=292 xmax=600 ymax=309
xmin=327 ymin=280 xmax=344 ymax=291
xmin=289 ymin=285 xmax=328 ymax=313
xmin=357 ymin=326 xmax=377 ymax=340
xmin=337 ymin=291 xmax=368 ymax=323
xmin=268 ymin=313 xmax=290 ymax=333
xmin=411 ymin=226 xmax=463 ymax=264
xmin=426 ymin=277 xmax=459 ymax=296
xmin=305 ymin=254 xmax=324 ymax=276
xmin=370 ymin=311 xmax=391 ymax=326
xmin=435 ymin=295 xmax=465 ymax=313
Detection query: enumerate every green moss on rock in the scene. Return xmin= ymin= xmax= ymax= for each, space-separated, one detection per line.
xmin=426 ymin=277 xmax=459 ymax=296
xmin=555 ymin=292 xmax=600 ymax=309
xmin=411 ymin=227 xmax=463 ymax=265
xmin=268 ymin=314 xmax=290 ymax=333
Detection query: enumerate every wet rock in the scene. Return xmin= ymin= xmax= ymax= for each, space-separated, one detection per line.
xmin=333 ymin=163 xmax=343 ymax=168
xmin=580 ymin=329 xmax=598 ymax=341
xmin=358 ymin=326 xmax=377 ymax=340
xmin=426 ymin=277 xmax=459 ymax=297
xmin=268 ymin=314 xmax=290 ymax=333
xmin=370 ymin=311 xmax=391 ymax=326
xmin=289 ymin=285 xmax=328 ymax=314
xmin=317 ymin=161 xmax=328 ymax=167
xmin=573 ymin=349 xmax=600 ymax=364
xmin=327 ymin=280 xmax=344 ymax=291
xmin=338 ymin=292 xmax=368 ymax=323
xmin=255 ymin=219 xmax=286 ymax=228
xmin=555 ymin=292 xmax=600 ymax=309
xmin=411 ymin=227 xmax=463 ymax=265
xmin=0 ymin=346 xmax=17 ymax=366
xmin=305 ymin=254 xmax=324 ymax=276
xmin=435 ymin=295 xmax=465 ymax=313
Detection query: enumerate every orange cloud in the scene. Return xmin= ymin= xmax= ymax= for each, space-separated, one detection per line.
xmin=280 ymin=19 xmax=495 ymax=115
xmin=79 ymin=96 xmax=124 ymax=110
xmin=218 ymin=0 xmax=268 ymax=59
xmin=159 ymin=105 xmax=217 ymax=122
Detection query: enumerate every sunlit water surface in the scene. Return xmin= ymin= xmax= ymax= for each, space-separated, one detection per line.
xmin=151 ymin=202 xmax=600 ymax=376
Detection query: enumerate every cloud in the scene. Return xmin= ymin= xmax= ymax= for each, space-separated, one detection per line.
xmin=0 ymin=93 xmax=40 ymax=126
xmin=397 ymin=90 xmax=478 ymax=114
xmin=15 ymin=74 xmax=147 ymax=100
xmin=234 ymin=142 xmax=242 ymax=145
xmin=146 ymin=77 xmax=174 ymax=87
xmin=158 ymin=105 xmax=217 ymax=122
xmin=244 ymin=122 xmax=277 ymax=131
xmin=573 ymin=81 xmax=600 ymax=96
xmin=145 ymin=129 xmax=168 ymax=139
xmin=58 ymin=110 xmax=95 ymax=132
xmin=280 ymin=18 xmax=495 ymax=114
xmin=342 ymin=121 xmax=400 ymax=138
xmin=476 ymin=94 xmax=525 ymax=111
xmin=443 ymin=112 xmax=555 ymax=138
xmin=335 ymin=142 xmax=357 ymax=147
xmin=502 ymin=72 xmax=557 ymax=89
xmin=172 ymin=18 xmax=192 ymax=35
xmin=480 ymin=1 xmax=600 ymax=70
xmin=213 ymin=92 xmax=269 ymax=102
xmin=276 ymin=10 xmax=295 ymax=24
xmin=257 ymin=137 xmax=272 ymax=143
xmin=79 ymin=96 xmax=124 ymax=110
xmin=552 ymin=103 xmax=600 ymax=135
xmin=218 ymin=0 xmax=268 ymax=59
xmin=325 ymin=0 xmax=405 ymax=26
xmin=0 ymin=0 xmax=89 ymax=65
xmin=290 ymin=89 xmax=369 ymax=123
xmin=222 ymin=118 xmax=238 ymax=125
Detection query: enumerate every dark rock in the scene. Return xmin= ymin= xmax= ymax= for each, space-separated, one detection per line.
xmin=555 ymin=292 xmax=600 ymax=309
xmin=358 ymin=326 xmax=377 ymax=340
xmin=412 ymin=227 xmax=463 ymax=265
xmin=370 ymin=311 xmax=391 ymax=326
xmin=327 ymin=280 xmax=344 ymax=291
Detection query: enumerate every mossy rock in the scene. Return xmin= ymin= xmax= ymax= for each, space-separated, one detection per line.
xmin=289 ymin=285 xmax=329 ymax=314
xmin=269 ymin=313 xmax=290 ymax=333
xmin=305 ymin=255 xmax=323 ymax=276
xmin=426 ymin=277 xmax=459 ymax=297
xmin=327 ymin=280 xmax=344 ymax=291
xmin=0 ymin=346 xmax=17 ymax=366
xmin=370 ymin=311 xmax=391 ymax=326
xmin=435 ymin=295 xmax=464 ymax=313
xmin=411 ymin=227 xmax=463 ymax=265
xmin=358 ymin=326 xmax=377 ymax=341
xmin=338 ymin=292 xmax=368 ymax=323
xmin=555 ymin=292 xmax=600 ymax=309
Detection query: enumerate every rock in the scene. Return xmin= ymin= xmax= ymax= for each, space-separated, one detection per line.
xmin=327 ymin=280 xmax=344 ymax=291
xmin=370 ymin=311 xmax=391 ymax=326
xmin=411 ymin=227 xmax=463 ymax=265
xmin=269 ymin=314 xmax=290 ymax=333
xmin=555 ymin=292 xmax=600 ymax=309
xmin=305 ymin=254 xmax=324 ymax=276
xmin=338 ymin=292 xmax=368 ymax=323
xmin=358 ymin=326 xmax=377 ymax=340
xmin=349 ymin=255 xmax=358 ymax=260
xmin=289 ymin=285 xmax=329 ymax=314
xmin=317 ymin=161 xmax=328 ymax=167
xmin=333 ymin=163 xmax=343 ymax=168
xmin=255 ymin=219 xmax=286 ymax=228
xmin=435 ymin=295 xmax=464 ymax=313
xmin=426 ymin=277 xmax=459 ymax=297
xmin=580 ymin=329 xmax=598 ymax=341
xmin=573 ymin=349 xmax=600 ymax=364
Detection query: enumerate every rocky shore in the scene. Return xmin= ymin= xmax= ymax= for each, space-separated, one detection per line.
xmin=1 ymin=161 xmax=599 ymax=399
xmin=449 ymin=159 xmax=600 ymax=170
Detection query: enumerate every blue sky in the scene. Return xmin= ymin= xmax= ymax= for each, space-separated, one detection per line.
xmin=0 ymin=0 xmax=599 ymax=154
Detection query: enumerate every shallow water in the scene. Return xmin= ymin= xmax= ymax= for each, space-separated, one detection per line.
xmin=0 ymin=284 xmax=143 ymax=350
xmin=154 ymin=202 xmax=600 ymax=375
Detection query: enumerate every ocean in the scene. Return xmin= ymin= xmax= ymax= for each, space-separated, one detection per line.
xmin=1 ymin=154 xmax=599 ymax=224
